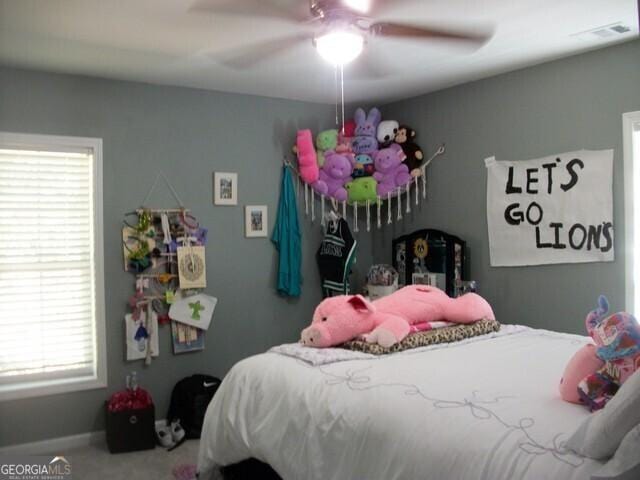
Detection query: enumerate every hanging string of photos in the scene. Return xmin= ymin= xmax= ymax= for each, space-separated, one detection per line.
xmin=290 ymin=104 xmax=445 ymax=232
xmin=121 ymin=172 xmax=215 ymax=364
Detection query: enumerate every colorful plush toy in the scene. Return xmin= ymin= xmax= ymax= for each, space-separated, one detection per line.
xmin=373 ymin=143 xmax=412 ymax=197
xmin=295 ymin=129 xmax=319 ymax=184
xmin=377 ymin=120 xmax=399 ymax=147
xmin=316 ymin=129 xmax=338 ymax=167
xmin=560 ymin=344 xmax=604 ymax=404
xmin=336 ymin=131 xmax=354 ymax=155
xmin=300 ymin=285 xmax=495 ymax=348
xmin=342 ymin=119 xmax=356 ymax=138
xmin=311 ymin=150 xmax=354 ymax=202
xmin=576 ymin=296 xmax=640 ymax=410
xmin=352 ymin=107 xmax=381 ymax=155
xmin=395 ymin=125 xmax=424 ymax=177
xmin=346 ymin=177 xmax=378 ymax=205
xmin=352 ymin=153 xmax=374 ymax=178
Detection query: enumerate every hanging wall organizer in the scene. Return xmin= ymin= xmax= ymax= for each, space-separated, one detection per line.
xmin=122 ymin=172 xmax=215 ymax=364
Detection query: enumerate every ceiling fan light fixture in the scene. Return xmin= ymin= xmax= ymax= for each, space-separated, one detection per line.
xmin=315 ymin=31 xmax=364 ymax=66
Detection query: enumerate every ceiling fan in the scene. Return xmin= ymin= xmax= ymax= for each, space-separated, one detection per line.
xmin=191 ymin=0 xmax=491 ymax=69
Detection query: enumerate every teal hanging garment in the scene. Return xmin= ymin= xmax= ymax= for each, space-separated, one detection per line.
xmin=271 ymin=165 xmax=301 ymax=297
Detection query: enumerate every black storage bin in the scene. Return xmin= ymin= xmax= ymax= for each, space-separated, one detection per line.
xmin=105 ymin=403 xmax=156 ymax=453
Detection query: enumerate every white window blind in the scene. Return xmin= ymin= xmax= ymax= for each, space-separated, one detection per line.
xmin=0 ymin=135 xmax=105 ymax=399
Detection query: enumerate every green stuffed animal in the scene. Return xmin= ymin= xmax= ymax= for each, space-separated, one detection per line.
xmin=316 ymin=129 xmax=338 ymax=167
xmin=346 ymin=177 xmax=379 ymax=205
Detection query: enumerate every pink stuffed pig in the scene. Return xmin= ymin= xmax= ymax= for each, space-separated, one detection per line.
xmin=373 ymin=144 xmax=412 ymax=197
xmin=311 ymin=150 xmax=354 ymax=202
xmin=301 ymin=285 xmax=495 ymax=348
xmin=295 ymin=129 xmax=319 ymax=184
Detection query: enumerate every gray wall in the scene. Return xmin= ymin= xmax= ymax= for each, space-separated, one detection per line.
xmin=0 ymin=67 xmax=372 ymax=446
xmin=373 ymin=39 xmax=640 ymax=334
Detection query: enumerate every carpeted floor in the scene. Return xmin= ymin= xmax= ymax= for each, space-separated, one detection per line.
xmin=53 ymin=440 xmax=200 ymax=480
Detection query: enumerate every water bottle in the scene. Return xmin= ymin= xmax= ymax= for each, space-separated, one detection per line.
xmin=129 ymin=371 xmax=138 ymax=392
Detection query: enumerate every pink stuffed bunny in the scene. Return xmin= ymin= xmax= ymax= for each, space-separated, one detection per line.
xmin=311 ymin=150 xmax=354 ymax=201
xmin=296 ymin=129 xmax=319 ymax=184
xmin=373 ymin=144 xmax=412 ymax=197
xmin=301 ymin=285 xmax=495 ymax=348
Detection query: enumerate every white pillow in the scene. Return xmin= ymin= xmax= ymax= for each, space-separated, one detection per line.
xmin=591 ymin=423 xmax=640 ymax=480
xmin=566 ymin=369 xmax=640 ymax=460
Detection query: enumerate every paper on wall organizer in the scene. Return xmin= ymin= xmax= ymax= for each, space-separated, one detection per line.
xmin=177 ymin=245 xmax=207 ymax=288
xmin=485 ymin=149 xmax=614 ymax=267
xmin=125 ymin=310 xmax=159 ymax=361
xmin=169 ymin=293 xmax=217 ymax=330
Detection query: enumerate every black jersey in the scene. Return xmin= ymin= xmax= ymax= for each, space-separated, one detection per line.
xmin=316 ymin=218 xmax=357 ymax=296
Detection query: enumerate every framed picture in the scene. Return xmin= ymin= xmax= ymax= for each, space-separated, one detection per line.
xmin=245 ymin=205 xmax=268 ymax=238
xmin=213 ymin=172 xmax=237 ymax=205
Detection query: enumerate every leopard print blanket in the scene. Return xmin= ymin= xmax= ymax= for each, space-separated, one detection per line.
xmin=341 ymin=319 xmax=501 ymax=355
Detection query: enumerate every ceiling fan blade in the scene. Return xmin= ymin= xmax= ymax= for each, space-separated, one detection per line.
xmin=366 ymin=0 xmax=417 ymax=18
xmin=370 ymin=21 xmax=491 ymax=44
xmin=215 ymin=33 xmax=311 ymax=69
xmin=190 ymin=0 xmax=310 ymax=23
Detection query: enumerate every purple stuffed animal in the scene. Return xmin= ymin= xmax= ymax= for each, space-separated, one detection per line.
xmin=312 ymin=150 xmax=354 ymax=201
xmin=373 ymin=144 xmax=411 ymax=196
xmin=352 ymin=107 xmax=381 ymax=155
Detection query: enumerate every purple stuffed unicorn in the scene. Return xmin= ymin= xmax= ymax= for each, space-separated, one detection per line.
xmin=373 ymin=144 xmax=412 ymax=196
xmin=352 ymin=107 xmax=381 ymax=155
xmin=311 ymin=150 xmax=354 ymax=201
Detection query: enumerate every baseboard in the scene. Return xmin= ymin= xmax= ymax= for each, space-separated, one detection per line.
xmin=0 ymin=419 xmax=167 ymax=456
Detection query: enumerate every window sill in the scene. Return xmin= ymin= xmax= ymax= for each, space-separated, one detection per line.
xmin=0 ymin=375 xmax=107 ymax=402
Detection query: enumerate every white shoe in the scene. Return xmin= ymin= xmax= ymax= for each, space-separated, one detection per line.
xmin=156 ymin=426 xmax=175 ymax=448
xmin=170 ymin=420 xmax=185 ymax=444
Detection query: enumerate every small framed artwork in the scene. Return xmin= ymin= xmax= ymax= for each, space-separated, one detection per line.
xmin=245 ymin=205 xmax=268 ymax=238
xmin=213 ymin=172 xmax=238 ymax=205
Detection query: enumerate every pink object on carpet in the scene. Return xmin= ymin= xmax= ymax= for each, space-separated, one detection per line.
xmin=172 ymin=464 xmax=197 ymax=480
xmin=301 ymin=285 xmax=495 ymax=348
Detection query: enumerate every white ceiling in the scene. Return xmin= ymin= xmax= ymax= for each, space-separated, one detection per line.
xmin=0 ymin=0 xmax=637 ymax=104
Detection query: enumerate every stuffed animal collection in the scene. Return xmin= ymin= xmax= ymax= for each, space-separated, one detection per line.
xmin=294 ymin=107 xmax=427 ymax=204
xmin=559 ymin=295 xmax=640 ymax=410
xmin=300 ymin=285 xmax=495 ymax=348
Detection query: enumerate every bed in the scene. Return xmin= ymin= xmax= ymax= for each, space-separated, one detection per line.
xmin=197 ymin=325 xmax=606 ymax=480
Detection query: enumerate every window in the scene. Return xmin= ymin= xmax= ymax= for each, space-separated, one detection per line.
xmin=0 ymin=132 xmax=106 ymax=401
xmin=624 ymin=111 xmax=640 ymax=316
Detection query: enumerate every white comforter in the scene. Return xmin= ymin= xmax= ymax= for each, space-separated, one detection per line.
xmin=198 ymin=326 xmax=603 ymax=480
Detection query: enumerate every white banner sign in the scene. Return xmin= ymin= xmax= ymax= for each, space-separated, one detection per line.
xmin=485 ymin=149 xmax=614 ymax=267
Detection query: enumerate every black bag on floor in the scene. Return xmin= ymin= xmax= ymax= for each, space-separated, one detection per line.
xmin=167 ymin=374 xmax=221 ymax=439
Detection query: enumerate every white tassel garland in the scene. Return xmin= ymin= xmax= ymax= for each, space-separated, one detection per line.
xmin=353 ymin=202 xmax=359 ymax=232
xmin=311 ymin=189 xmax=315 ymax=222
xmin=422 ymin=167 xmax=427 ymax=199
xmin=406 ymin=184 xmax=411 ymax=213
